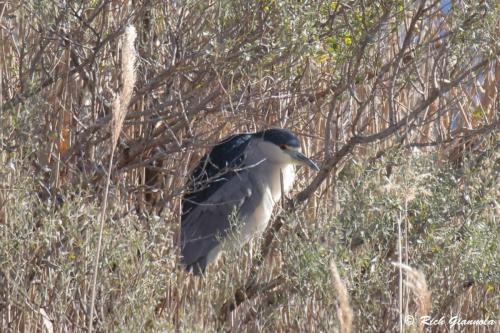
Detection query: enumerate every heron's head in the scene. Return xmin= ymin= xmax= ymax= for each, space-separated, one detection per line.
xmin=254 ymin=128 xmax=320 ymax=171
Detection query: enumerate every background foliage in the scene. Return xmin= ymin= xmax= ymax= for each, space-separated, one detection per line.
xmin=1 ymin=0 xmax=498 ymax=332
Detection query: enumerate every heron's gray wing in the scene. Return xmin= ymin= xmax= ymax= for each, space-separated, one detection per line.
xmin=180 ymin=171 xmax=253 ymax=272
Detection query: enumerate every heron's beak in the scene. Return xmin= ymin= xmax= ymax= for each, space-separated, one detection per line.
xmin=291 ymin=150 xmax=320 ymax=171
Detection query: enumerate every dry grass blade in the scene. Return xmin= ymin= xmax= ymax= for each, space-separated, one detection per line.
xmin=330 ymin=261 xmax=353 ymax=333
xmin=39 ymin=308 xmax=54 ymax=333
xmin=88 ymin=25 xmax=137 ymax=333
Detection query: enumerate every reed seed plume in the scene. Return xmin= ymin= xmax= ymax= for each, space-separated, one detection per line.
xmin=392 ymin=262 xmax=431 ymax=333
xmin=330 ymin=261 xmax=353 ymax=333
xmin=112 ymin=25 xmax=137 ymax=148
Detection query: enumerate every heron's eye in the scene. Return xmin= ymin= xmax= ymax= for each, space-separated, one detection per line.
xmin=280 ymin=144 xmax=287 ymax=150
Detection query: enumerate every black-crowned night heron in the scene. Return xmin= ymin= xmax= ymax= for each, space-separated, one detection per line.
xmin=180 ymin=128 xmax=319 ymax=275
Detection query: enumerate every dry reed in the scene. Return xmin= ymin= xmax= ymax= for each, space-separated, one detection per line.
xmin=0 ymin=1 xmax=497 ymax=331
xmin=393 ymin=262 xmax=432 ymax=333
xmin=330 ymin=261 xmax=353 ymax=333
xmin=88 ymin=25 xmax=137 ymax=333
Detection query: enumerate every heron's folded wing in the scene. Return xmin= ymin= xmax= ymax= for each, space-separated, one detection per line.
xmin=180 ymin=173 xmax=253 ymax=266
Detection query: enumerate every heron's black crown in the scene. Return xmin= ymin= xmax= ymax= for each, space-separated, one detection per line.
xmin=255 ymin=128 xmax=300 ymax=148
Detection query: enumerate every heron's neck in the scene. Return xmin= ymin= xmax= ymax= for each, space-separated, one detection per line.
xmin=244 ymin=141 xmax=296 ymax=202
xmin=271 ymin=162 xmax=295 ymax=201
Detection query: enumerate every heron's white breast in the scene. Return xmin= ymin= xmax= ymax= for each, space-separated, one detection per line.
xmin=270 ymin=164 xmax=296 ymax=201
xmin=211 ymin=164 xmax=296 ymax=261
xmin=242 ymin=163 xmax=295 ymax=242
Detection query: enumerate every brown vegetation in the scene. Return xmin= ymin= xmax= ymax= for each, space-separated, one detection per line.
xmin=0 ymin=1 xmax=498 ymax=332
